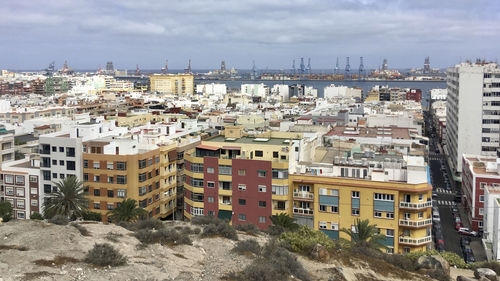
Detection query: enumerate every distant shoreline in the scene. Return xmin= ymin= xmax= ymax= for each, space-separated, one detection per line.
xmin=195 ymin=78 xmax=445 ymax=83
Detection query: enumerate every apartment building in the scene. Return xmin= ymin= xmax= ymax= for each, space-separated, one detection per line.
xmin=83 ymin=136 xmax=177 ymax=221
xmin=462 ymin=155 xmax=500 ymax=231
xmin=149 ymin=74 xmax=194 ymax=95
xmin=0 ymin=157 xmax=41 ymax=219
xmin=0 ymin=128 xmax=14 ymax=164
xmin=445 ymin=62 xmax=500 ymax=178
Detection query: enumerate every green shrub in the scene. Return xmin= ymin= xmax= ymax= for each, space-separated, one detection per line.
xmin=30 ymin=212 xmax=44 ymax=220
xmin=232 ymin=239 xmax=261 ymax=255
xmin=235 ymin=223 xmax=260 ymax=235
xmin=232 ymin=241 xmax=310 ymax=281
xmin=201 ymin=220 xmax=238 ymax=241
xmin=135 ymin=228 xmax=192 ymax=246
xmin=405 ymin=250 xmax=468 ymax=269
xmin=472 ymin=261 xmax=500 ymax=275
xmin=350 ymin=245 xmax=383 ymax=258
xmin=84 ymin=243 xmax=126 ymax=267
xmin=133 ymin=219 xmax=164 ymax=230
xmin=71 ymin=223 xmax=91 ymax=236
xmin=266 ymin=225 xmax=286 ymax=236
xmin=81 ymin=211 xmax=102 ymax=222
xmin=280 ymin=225 xmax=335 ymax=255
xmin=105 ymin=232 xmax=123 ymax=242
xmin=0 ymin=201 xmax=13 ymax=222
xmin=193 ymin=227 xmax=201 ymax=234
xmin=48 ymin=215 xmax=69 ymax=225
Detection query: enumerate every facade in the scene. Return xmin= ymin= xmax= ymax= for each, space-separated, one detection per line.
xmin=150 ymin=74 xmax=194 ymax=95
xmin=0 ymin=129 xmax=14 ymax=164
xmin=462 ymin=155 xmax=500 ymax=231
xmin=83 ymin=136 xmax=177 ymax=221
xmin=483 ymin=184 xmax=500 ymax=261
xmin=445 ymin=62 xmax=500 ymax=177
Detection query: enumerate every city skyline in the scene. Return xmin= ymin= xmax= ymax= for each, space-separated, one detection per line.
xmin=1 ymin=0 xmax=499 ymax=70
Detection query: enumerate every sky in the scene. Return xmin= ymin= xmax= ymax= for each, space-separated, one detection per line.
xmin=0 ymin=0 xmax=499 ymax=70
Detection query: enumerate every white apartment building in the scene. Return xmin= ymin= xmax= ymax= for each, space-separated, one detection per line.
xmin=196 ymin=83 xmax=227 ymax=96
xmin=241 ymin=83 xmax=269 ymax=97
xmin=0 ymin=129 xmax=14 ymax=164
xmin=445 ymin=62 xmax=500 ymax=176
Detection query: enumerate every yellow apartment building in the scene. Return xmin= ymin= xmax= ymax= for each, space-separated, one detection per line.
xmin=150 ymin=74 xmax=194 ymax=95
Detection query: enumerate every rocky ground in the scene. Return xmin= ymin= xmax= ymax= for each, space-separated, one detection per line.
xmin=0 ymin=220 xmax=478 ymax=281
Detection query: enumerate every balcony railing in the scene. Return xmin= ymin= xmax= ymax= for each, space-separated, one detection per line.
xmin=398 ymin=219 xmax=432 ymax=228
xmin=293 ymin=207 xmax=314 ymax=215
xmin=293 ymin=191 xmax=314 ymax=200
xmin=398 ymin=235 xmax=432 ymax=245
xmin=399 ymin=201 xmax=432 ymax=209
xmin=221 ymin=201 xmax=232 ymax=205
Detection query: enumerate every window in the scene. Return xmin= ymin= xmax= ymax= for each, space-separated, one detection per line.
xmin=272 ymin=185 xmax=288 ymax=195
xmin=117 ymin=175 xmax=127 ymax=184
xmin=31 ymin=199 xmax=38 ymax=207
xmin=351 ymin=225 xmax=358 ymax=233
xmin=29 ymin=176 xmax=37 ymax=183
xmin=191 ymin=207 xmax=204 ymax=216
xmin=238 ymin=169 xmax=246 ymax=176
xmin=59 ymin=147 xmax=64 ymax=153
xmin=374 ymin=211 xmax=382 ymax=218
xmin=272 ymin=169 xmax=288 ymax=179
xmin=258 ymin=185 xmax=266 ymax=192
xmin=83 ymin=173 xmax=89 ymax=181
xmin=299 ymin=185 xmax=311 ymax=192
xmin=93 ymin=202 xmax=100 ymax=210
xmin=386 ymin=212 xmax=394 ymax=219
xmin=16 ymin=188 xmax=25 ymax=197
xmin=51 ymin=145 xmax=56 ymax=152
xmin=331 ymin=206 xmax=338 ymax=213
xmin=352 ymin=208 xmax=360 ymax=216
xmin=374 ymin=193 xmax=394 ymax=201
xmin=258 ymin=201 xmax=266 ymax=207
xmin=479 ymin=221 xmax=484 ymax=227
xmin=218 ymin=165 xmax=232 ymax=175
xmin=53 ymin=173 xmax=58 ymax=179
xmin=239 ymin=199 xmax=246 ymax=205
xmin=42 ymin=170 xmax=51 ymax=181
xmin=94 ymin=189 xmax=100 ymax=196
xmin=331 ymin=223 xmax=339 ymax=231
xmin=191 ymin=163 xmax=204 ymax=173
xmin=44 ymin=184 xmax=51 ymax=193
xmin=480 ymin=182 xmax=486 ymax=189
xmin=207 ymin=211 xmax=215 ymax=216
xmin=14 ymin=175 xmax=24 ymax=185
xmin=319 ymin=205 xmax=327 ymax=212
xmin=479 ymin=208 xmax=485 ymax=215
xmin=207 ymin=167 xmax=215 ymax=174
xmin=319 ymin=221 xmax=327 ymax=229
xmin=107 ymin=204 xmax=114 ymax=210
xmin=30 ymin=187 xmax=37 ymax=194
xmin=191 ymin=178 xmax=204 ymax=187
xmin=5 ymin=175 xmax=14 ymax=184
xmin=255 ymin=150 xmax=263 ymax=157
xmin=238 ymin=214 xmax=246 ymax=221
xmin=117 ymin=189 xmax=126 ymax=198
xmin=83 ymin=160 xmax=89 ymax=168
xmin=94 ymin=175 xmax=100 ymax=182
xmin=66 ymin=147 xmax=75 ymax=157
xmin=479 ymin=195 xmax=485 ymax=202
xmin=273 ymin=151 xmax=279 ymax=158
xmin=116 ymin=162 xmax=127 ymax=170
xmin=238 ymin=184 xmax=246 ymax=191
xmin=276 ymin=201 xmax=286 ymax=210
xmin=207 ymin=181 xmax=215 ymax=188
xmin=59 ymin=160 xmax=65 ymax=166
xmin=281 ymin=155 xmax=286 ymax=160
xmin=5 ymin=187 xmax=14 ymax=196
xmin=207 ymin=196 xmax=215 ymax=203
xmin=139 ymin=186 xmax=147 ymax=196
xmin=107 ymin=176 xmax=114 ymax=183
xmin=418 ymin=212 xmax=424 ymax=218
xmin=139 ymin=199 xmax=147 ymax=208
xmin=257 ymin=170 xmax=267 ymax=177
xmin=418 ymin=194 xmax=423 ymax=201
xmin=139 ymin=173 xmax=147 ymax=182
xmin=259 ymin=216 xmax=266 ymax=223
xmin=386 ymin=229 xmax=394 ymax=237
xmin=138 ymin=159 xmax=147 ymax=169
xmin=148 ymin=158 xmax=153 ymax=167
xmin=60 ymin=174 xmax=65 ymax=179
xmin=67 ymin=161 xmax=76 ymax=171
xmin=352 ymin=191 xmax=360 ymax=198
xmin=107 ymin=190 xmax=114 ymax=198
xmin=107 ymin=162 xmax=114 ymax=170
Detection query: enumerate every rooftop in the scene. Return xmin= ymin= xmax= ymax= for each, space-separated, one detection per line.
xmin=206 ymin=135 xmax=293 ymax=146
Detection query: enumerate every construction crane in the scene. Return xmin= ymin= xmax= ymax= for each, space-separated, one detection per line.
xmin=334 ymin=57 xmax=339 ymax=75
xmin=306 ymin=58 xmax=311 ymax=75
xmin=345 ymin=57 xmax=350 ymax=80
xmin=358 ymin=56 xmax=365 ymax=80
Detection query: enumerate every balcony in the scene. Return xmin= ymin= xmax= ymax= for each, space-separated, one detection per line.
xmin=399 ymin=201 xmax=432 ymax=210
xmin=398 ymin=235 xmax=432 ymax=246
xmin=220 ymin=201 xmax=232 ymax=205
xmin=398 ymin=219 xmax=432 ymax=228
xmin=293 ymin=207 xmax=314 ymax=215
xmin=293 ymin=191 xmax=314 ymax=200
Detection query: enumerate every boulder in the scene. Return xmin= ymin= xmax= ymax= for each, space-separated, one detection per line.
xmin=310 ymin=243 xmax=330 ymax=262
xmin=474 ymin=268 xmax=497 ymax=281
xmin=456 ymin=276 xmax=475 ymax=281
xmin=417 ymin=254 xmax=450 ymax=275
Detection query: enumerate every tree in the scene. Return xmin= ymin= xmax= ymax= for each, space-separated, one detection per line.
xmin=107 ymin=199 xmax=147 ymax=222
xmin=0 ymin=201 xmax=13 ymax=222
xmin=43 ymin=176 xmax=88 ymax=219
xmin=340 ymin=218 xmax=387 ymax=250
xmin=269 ymin=213 xmax=299 ymax=231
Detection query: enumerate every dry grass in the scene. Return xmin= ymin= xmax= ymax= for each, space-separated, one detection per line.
xmin=33 ymin=256 xmax=79 ymax=267
xmin=23 ymin=271 xmax=54 ymax=280
xmin=0 ymin=244 xmax=28 ymax=251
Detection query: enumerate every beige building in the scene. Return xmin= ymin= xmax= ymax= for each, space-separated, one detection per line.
xmin=150 ymin=74 xmax=194 ymax=95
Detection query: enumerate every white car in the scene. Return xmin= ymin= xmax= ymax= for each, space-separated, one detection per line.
xmin=458 ymin=227 xmax=478 ymax=237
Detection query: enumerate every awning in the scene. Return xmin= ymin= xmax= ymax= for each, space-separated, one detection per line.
xmin=218 ymin=210 xmax=232 ymax=221
xmin=222 ymin=146 xmax=241 ymax=150
xmin=196 ymin=144 xmax=220 ymax=151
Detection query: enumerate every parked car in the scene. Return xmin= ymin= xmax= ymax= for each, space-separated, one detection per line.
xmin=455 ymin=221 xmax=463 ymax=230
xmin=464 ymin=252 xmax=475 ymax=263
xmin=458 ymin=228 xmax=478 ymax=237
xmin=452 ymin=206 xmax=459 ymax=215
xmin=460 ymin=237 xmax=471 ymax=248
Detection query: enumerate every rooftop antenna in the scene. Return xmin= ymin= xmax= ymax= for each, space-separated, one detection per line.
xmin=345 ymin=56 xmax=350 ymax=80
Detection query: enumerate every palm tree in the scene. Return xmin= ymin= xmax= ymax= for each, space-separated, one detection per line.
xmin=269 ymin=213 xmax=299 ymax=231
xmin=107 ymin=199 xmax=147 ymax=222
xmin=340 ymin=218 xmax=387 ymax=250
xmin=43 ymin=176 xmax=88 ymax=219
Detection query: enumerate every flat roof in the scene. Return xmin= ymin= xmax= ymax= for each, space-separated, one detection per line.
xmin=206 ymin=135 xmax=292 ymax=146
